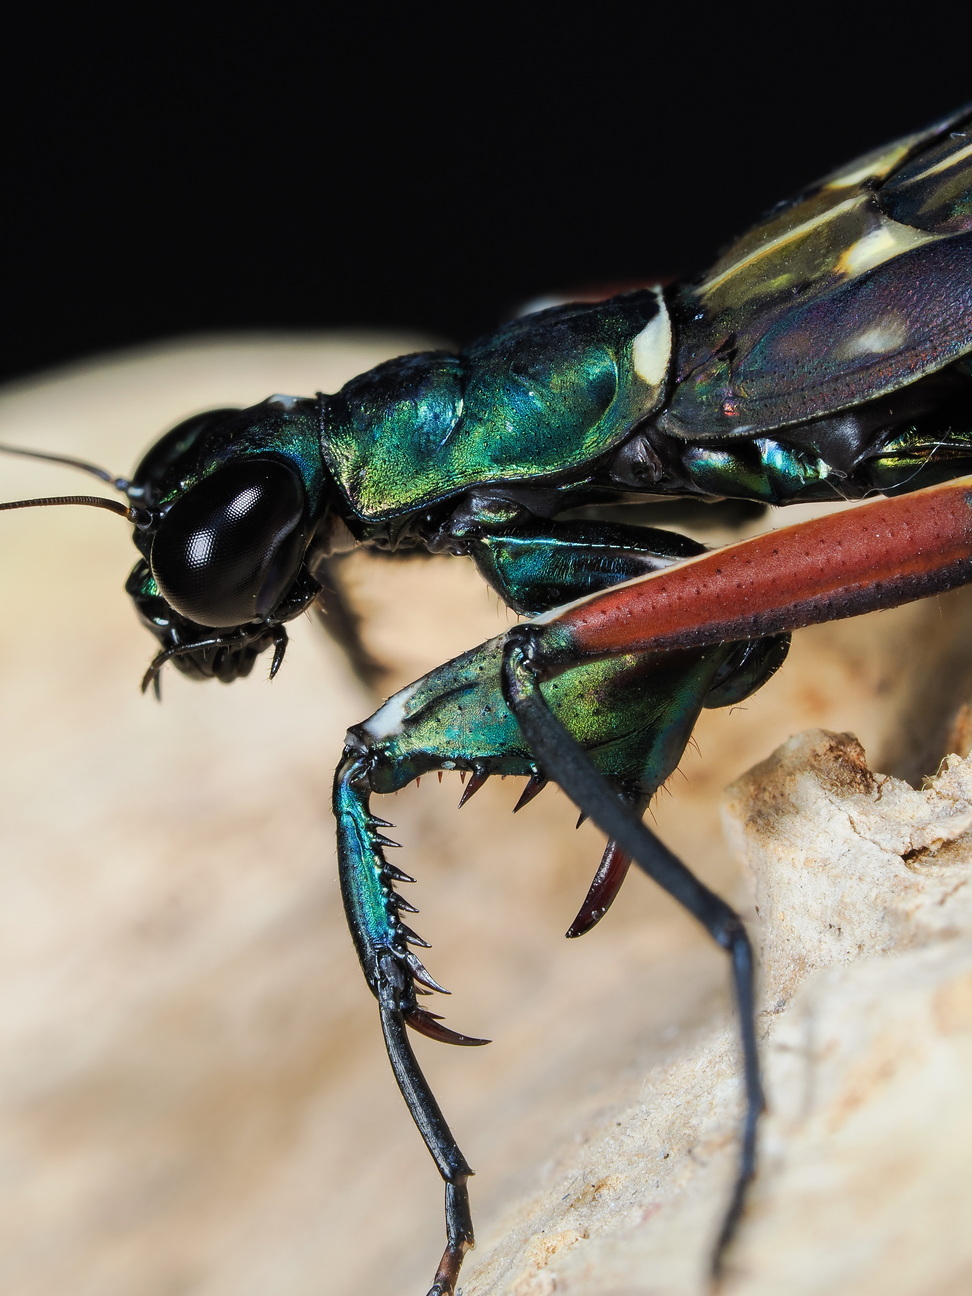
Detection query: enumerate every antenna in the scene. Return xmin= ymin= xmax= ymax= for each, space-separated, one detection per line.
xmin=0 ymin=442 xmax=129 ymax=492
xmin=0 ymin=495 xmax=136 ymax=520
xmin=0 ymin=442 xmax=140 ymax=522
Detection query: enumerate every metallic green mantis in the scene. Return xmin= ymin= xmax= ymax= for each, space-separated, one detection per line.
xmin=3 ymin=102 xmax=972 ymax=1296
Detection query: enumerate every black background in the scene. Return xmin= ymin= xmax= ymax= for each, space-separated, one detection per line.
xmin=4 ymin=13 xmax=969 ymax=386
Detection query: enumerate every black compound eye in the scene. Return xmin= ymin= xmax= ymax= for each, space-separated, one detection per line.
xmin=150 ymin=459 xmax=308 ymax=627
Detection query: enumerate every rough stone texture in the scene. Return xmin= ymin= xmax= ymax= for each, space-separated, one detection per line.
xmin=724 ymin=735 xmax=972 ymax=1296
xmin=464 ymin=736 xmax=972 ymax=1296
xmin=728 ymin=731 xmax=972 ymax=1010
xmin=3 ymin=339 xmax=972 ymax=1296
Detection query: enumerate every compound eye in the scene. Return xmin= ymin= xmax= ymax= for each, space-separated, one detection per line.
xmin=150 ymin=459 xmax=308 ymax=627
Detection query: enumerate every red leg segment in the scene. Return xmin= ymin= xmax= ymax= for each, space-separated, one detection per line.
xmin=535 ymin=476 xmax=972 ymax=666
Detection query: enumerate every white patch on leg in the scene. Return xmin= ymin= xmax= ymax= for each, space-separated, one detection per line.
xmin=361 ymin=681 xmax=421 ymax=740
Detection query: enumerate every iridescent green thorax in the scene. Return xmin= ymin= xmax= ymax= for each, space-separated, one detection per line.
xmin=133 ymin=398 xmax=328 ymax=519
xmin=320 ymin=290 xmax=671 ymax=521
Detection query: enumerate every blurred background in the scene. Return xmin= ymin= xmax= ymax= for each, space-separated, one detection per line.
xmin=4 ymin=14 xmax=969 ymax=386
xmin=2 ymin=13 xmax=972 ymax=1296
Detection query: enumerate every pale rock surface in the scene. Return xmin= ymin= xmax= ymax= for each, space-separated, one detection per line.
xmin=724 ymin=733 xmax=972 ymax=1296
xmin=2 ymin=338 xmax=971 ymax=1296
xmin=467 ymin=735 xmax=972 ymax=1296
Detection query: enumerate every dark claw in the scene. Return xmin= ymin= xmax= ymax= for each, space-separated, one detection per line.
xmin=384 ymin=862 xmax=416 ymax=884
xmin=405 ymin=1007 xmax=490 ymax=1047
xmin=567 ymin=839 xmax=633 ymax=937
xmin=406 ymin=951 xmax=450 ymax=994
xmin=512 ymin=773 xmax=548 ymax=812
xmin=142 ymin=649 xmax=168 ymax=695
xmin=457 ymin=767 xmax=489 ymax=808
xmin=268 ymin=625 xmax=288 ymax=679
xmin=390 ymin=892 xmax=419 ymax=913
